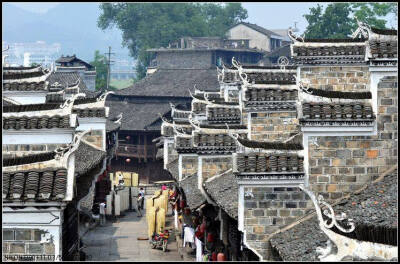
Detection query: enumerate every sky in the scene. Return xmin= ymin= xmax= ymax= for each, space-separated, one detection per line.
xmin=8 ymin=2 xmax=397 ymax=33
xmin=10 ymin=2 xmax=397 ymax=39
xmin=9 ymin=2 xmax=326 ymax=34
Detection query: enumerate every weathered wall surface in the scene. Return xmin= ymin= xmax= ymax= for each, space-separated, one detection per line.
xmin=3 ymin=228 xmax=56 ymax=258
xmin=156 ymin=51 xmax=213 ymax=69
xmin=300 ymin=66 xmax=370 ymax=92
xmin=308 ymin=75 xmax=398 ymax=199
xmin=201 ymin=156 xmax=232 ymax=180
xmin=182 ymin=155 xmax=198 ymax=178
xmin=227 ymin=24 xmax=271 ymax=52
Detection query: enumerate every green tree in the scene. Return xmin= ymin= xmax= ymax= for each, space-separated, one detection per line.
xmin=89 ymin=50 xmax=116 ymax=91
xmin=303 ymin=3 xmax=396 ymax=39
xmin=98 ymin=3 xmax=247 ymax=79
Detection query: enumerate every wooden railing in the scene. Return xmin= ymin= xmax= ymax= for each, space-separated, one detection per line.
xmin=116 ymin=143 xmax=157 ymax=159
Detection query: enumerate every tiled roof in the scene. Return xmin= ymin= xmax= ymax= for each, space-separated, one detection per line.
xmin=207 ymin=106 xmax=241 ymax=123
xmin=47 ymin=71 xmax=98 ymax=97
xmin=55 ymin=55 xmax=94 ymax=69
xmin=270 ymin=170 xmax=398 ymax=261
xmin=301 ymin=102 xmax=374 ymax=120
xmin=369 ymin=29 xmax=398 ymax=59
xmin=3 ymin=103 xmax=61 ymax=113
xmin=166 ymin=158 xmax=179 ymax=180
xmin=301 ymin=87 xmax=372 ymax=99
xmin=72 ymin=108 xmax=106 ymax=118
xmin=180 ymin=172 xmax=206 ymax=210
xmin=236 ymin=153 xmax=304 ymax=173
xmin=223 ymin=70 xmax=296 ymax=84
xmin=3 ymin=81 xmax=47 ymax=91
xmin=370 ymin=27 xmax=397 ymax=35
xmin=3 ymin=169 xmax=68 ymax=201
xmin=245 ymin=88 xmax=297 ymax=101
xmin=199 ymin=124 xmax=247 ymax=130
xmin=75 ymin=141 xmax=106 ymax=176
xmin=115 ymin=69 xmax=220 ymax=97
xmin=194 ymin=133 xmax=237 ymax=147
xmin=3 ymin=115 xmax=71 ymax=130
xmin=45 ymin=92 xmax=64 ymax=103
xmin=106 ymin=99 xmax=172 ymax=131
xmin=203 ymin=170 xmax=238 ymax=220
xmin=175 ymin=136 xmax=196 ymax=153
xmin=3 ymin=152 xmax=56 ymax=167
xmin=161 ymin=124 xmax=174 ymax=137
xmin=237 ymin=134 xmax=303 ymax=150
xmin=56 ymin=55 xmax=78 ymax=63
xmin=292 ymin=42 xmax=366 ymax=64
xmin=3 ymin=66 xmax=49 ymax=80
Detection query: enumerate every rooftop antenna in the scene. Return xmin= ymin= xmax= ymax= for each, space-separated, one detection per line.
xmin=292 ymin=22 xmax=299 ymax=32
xmin=2 ymin=45 xmax=10 ymax=65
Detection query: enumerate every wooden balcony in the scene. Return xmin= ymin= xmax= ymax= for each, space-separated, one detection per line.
xmin=116 ymin=143 xmax=157 ymax=161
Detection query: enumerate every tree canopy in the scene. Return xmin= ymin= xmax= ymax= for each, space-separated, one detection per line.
xmin=89 ymin=50 xmax=116 ymax=91
xmin=303 ymin=3 xmax=397 ymax=39
xmin=97 ymin=3 xmax=248 ymax=79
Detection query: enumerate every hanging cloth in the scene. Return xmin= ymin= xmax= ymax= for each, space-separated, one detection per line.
xmin=195 ymin=237 xmax=203 ymax=262
xmin=183 ymin=226 xmax=195 ymax=247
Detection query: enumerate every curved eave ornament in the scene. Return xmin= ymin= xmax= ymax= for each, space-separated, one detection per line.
xmin=299 ymin=184 xmax=398 ymax=261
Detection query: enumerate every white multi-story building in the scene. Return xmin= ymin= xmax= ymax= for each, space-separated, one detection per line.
xmin=2 ymin=41 xmax=61 ymax=67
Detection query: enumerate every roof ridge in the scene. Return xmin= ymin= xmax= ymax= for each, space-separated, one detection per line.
xmin=204 ymin=169 xmax=232 ymax=183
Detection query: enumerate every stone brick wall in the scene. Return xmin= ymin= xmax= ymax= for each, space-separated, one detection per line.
xmin=3 ymin=228 xmax=55 ymax=259
xmin=157 ymin=51 xmax=213 ymax=69
xmin=167 ymin=141 xmax=178 ymax=163
xmin=300 ymin=66 xmax=370 ymax=92
xmin=249 ymin=112 xmax=299 ymax=141
xmin=182 ymin=155 xmax=198 ymax=178
xmin=243 ymin=186 xmax=311 ymax=260
xmin=201 ymin=156 xmax=232 ymax=180
xmin=308 ymin=75 xmax=397 ymax=200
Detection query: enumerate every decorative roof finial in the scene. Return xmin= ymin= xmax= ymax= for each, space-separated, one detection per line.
xmin=351 ymin=19 xmax=371 ymax=39
xmin=288 ymin=27 xmax=304 ymax=42
xmin=278 ymin=56 xmax=289 ymax=71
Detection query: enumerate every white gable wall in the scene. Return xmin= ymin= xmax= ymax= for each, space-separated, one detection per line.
xmin=227 ymin=24 xmax=271 ymax=52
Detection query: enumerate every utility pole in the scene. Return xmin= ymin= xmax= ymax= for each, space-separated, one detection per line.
xmin=105 ymin=46 xmax=115 ymax=91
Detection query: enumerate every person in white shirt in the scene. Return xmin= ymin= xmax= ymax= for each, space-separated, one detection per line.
xmin=99 ymin=201 xmax=106 ymax=226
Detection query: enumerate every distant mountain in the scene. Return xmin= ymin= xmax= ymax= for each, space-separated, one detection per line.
xmin=2 ymin=3 xmax=131 ymax=62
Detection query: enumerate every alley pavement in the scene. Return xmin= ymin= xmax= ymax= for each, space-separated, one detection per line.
xmin=81 ymin=207 xmax=182 ymax=261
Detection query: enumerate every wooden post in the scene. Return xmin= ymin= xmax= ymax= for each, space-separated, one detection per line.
xmin=138 ymin=134 xmax=141 ymax=163
xmin=144 ymin=134 xmax=148 ymax=163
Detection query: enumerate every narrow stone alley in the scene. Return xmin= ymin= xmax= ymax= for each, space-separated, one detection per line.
xmin=81 ymin=202 xmax=182 ymax=262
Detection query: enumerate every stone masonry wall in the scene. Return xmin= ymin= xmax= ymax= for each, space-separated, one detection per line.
xmin=308 ymin=75 xmax=398 ymax=200
xmin=181 ymin=155 xmax=198 ymax=178
xmin=300 ymin=66 xmax=370 ymax=92
xmin=3 ymin=228 xmax=55 ymax=260
xmin=249 ymin=112 xmax=299 ymax=141
xmin=243 ymin=186 xmax=311 ymax=260
xmin=201 ymin=156 xmax=232 ymax=181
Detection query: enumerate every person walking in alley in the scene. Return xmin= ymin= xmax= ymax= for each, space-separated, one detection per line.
xmin=99 ymin=201 xmax=106 ymax=226
xmin=137 ymin=193 xmax=144 ymax=217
